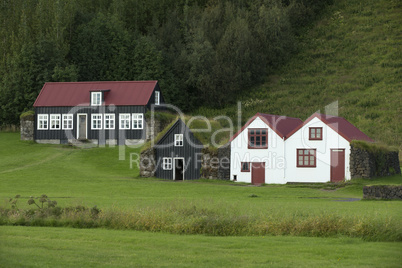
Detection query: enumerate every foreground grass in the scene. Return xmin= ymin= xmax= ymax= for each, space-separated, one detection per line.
xmin=1 ymin=226 xmax=401 ymax=267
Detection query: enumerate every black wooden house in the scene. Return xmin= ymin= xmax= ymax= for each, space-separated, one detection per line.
xmin=33 ymin=81 xmax=164 ymax=145
xmin=155 ymin=119 xmax=203 ymax=180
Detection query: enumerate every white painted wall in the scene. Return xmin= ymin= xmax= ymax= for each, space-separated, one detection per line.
xmin=230 ymin=117 xmax=286 ymax=184
xmin=230 ymin=116 xmax=351 ymax=184
xmin=285 ymin=117 xmax=351 ymax=183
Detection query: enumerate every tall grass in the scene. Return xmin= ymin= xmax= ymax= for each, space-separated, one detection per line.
xmin=1 ymin=202 xmax=400 ymax=242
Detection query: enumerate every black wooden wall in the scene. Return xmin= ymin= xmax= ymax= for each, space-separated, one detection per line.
xmin=155 ymin=119 xmax=203 ymax=180
xmin=34 ymin=105 xmax=147 ymax=143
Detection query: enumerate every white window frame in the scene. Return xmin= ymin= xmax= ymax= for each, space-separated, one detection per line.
xmin=132 ymin=113 xmax=143 ymax=129
xmin=119 ymin=114 xmax=130 ymax=129
xmin=91 ymin=92 xmax=102 ymax=106
xmin=174 ymin=134 xmax=183 ymax=146
xmin=155 ymin=91 xmax=160 ymax=105
xmin=37 ymin=114 xmax=48 ymax=130
xmin=104 ymin=114 xmax=115 ymax=129
xmin=91 ymin=114 xmax=102 ymax=130
xmin=62 ymin=114 xmax=73 ymax=130
xmin=162 ymin=158 xmax=172 ymax=170
xmin=50 ymin=114 xmax=61 ymax=130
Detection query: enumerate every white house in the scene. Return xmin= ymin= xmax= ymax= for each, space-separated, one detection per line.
xmin=230 ymin=113 xmax=373 ymax=184
xmin=230 ymin=113 xmax=303 ymax=184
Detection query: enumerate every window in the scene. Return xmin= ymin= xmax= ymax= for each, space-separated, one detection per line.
xmin=163 ymin=158 xmax=172 ymax=170
xmin=248 ymin=128 xmax=268 ymax=149
xmin=309 ymin=127 xmax=322 ymax=140
xmin=174 ymin=134 xmax=183 ymax=146
xmin=241 ymin=162 xmax=250 ymax=172
xmin=91 ymin=114 xmax=102 ymax=129
xmin=91 ymin=92 xmax=102 ymax=106
xmin=104 ymin=114 xmax=115 ymax=129
xmin=50 ymin=114 xmax=61 ymax=130
xmin=132 ymin=113 xmax=143 ymax=129
xmin=119 ymin=114 xmax=130 ymax=129
xmin=38 ymin=114 xmax=48 ymax=130
xmin=62 ymin=114 xmax=73 ymax=130
xmin=155 ymin=91 xmax=160 ymax=105
xmin=297 ymin=149 xmax=316 ymax=167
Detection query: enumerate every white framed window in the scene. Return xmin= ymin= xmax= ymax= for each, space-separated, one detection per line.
xmin=119 ymin=114 xmax=130 ymax=129
xmin=50 ymin=114 xmax=61 ymax=130
xmin=62 ymin=114 xmax=73 ymax=130
xmin=155 ymin=91 xmax=160 ymax=105
xmin=38 ymin=114 xmax=48 ymax=130
xmin=163 ymin=158 xmax=172 ymax=170
xmin=104 ymin=114 xmax=115 ymax=129
xmin=91 ymin=114 xmax=102 ymax=129
xmin=132 ymin=113 xmax=143 ymax=129
xmin=174 ymin=134 xmax=183 ymax=146
xmin=91 ymin=92 xmax=102 ymax=106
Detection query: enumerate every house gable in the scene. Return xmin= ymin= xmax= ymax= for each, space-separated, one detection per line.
xmin=155 ymin=119 xmax=203 ymax=180
xmin=286 ymin=113 xmax=373 ymax=142
xmin=230 ymin=113 xmax=303 ymax=144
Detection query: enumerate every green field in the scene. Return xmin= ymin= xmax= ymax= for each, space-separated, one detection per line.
xmin=1 ymin=132 xmax=401 ymax=266
xmin=1 ymin=226 xmax=401 ymax=267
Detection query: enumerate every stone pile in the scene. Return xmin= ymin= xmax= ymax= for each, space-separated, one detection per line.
xmin=139 ymin=148 xmax=156 ymax=177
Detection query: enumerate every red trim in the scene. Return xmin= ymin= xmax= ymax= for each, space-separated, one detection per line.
xmin=241 ymin=162 xmax=250 ymax=172
xmin=248 ymin=128 xmax=268 ymax=149
xmin=309 ymin=127 xmax=323 ymax=140
xmin=296 ymin=149 xmax=316 ymax=167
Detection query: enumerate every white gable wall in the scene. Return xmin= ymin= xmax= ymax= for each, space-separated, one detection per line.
xmin=230 ymin=117 xmax=286 ymax=184
xmin=285 ymin=117 xmax=351 ymax=183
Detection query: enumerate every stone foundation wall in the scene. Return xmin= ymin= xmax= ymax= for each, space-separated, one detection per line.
xmin=350 ymin=144 xmax=400 ymax=178
xmin=139 ymin=147 xmax=156 ymax=177
xmin=363 ymin=185 xmax=402 ymax=200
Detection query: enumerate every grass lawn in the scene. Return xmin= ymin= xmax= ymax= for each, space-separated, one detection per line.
xmin=1 ymin=226 xmax=401 ymax=267
xmin=1 ymin=132 xmax=401 ymax=266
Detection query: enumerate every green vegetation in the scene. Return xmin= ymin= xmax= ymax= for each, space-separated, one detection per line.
xmin=194 ymin=0 xmax=402 ymax=152
xmin=351 ymin=140 xmax=398 ymax=154
xmin=1 ymin=133 xmax=401 ymax=244
xmin=1 ymin=226 xmax=401 ymax=267
xmin=0 ymin=0 xmax=332 ymax=125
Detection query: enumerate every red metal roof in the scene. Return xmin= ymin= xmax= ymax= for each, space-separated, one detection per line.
xmin=230 ymin=112 xmax=373 ymax=143
xmin=229 ymin=113 xmax=303 ymax=141
xmin=286 ymin=113 xmax=373 ymax=142
xmin=33 ymin=81 xmax=158 ymax=107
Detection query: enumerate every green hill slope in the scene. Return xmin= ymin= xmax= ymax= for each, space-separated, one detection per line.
xmin=196 ymin=0 xmax=401 ymax=150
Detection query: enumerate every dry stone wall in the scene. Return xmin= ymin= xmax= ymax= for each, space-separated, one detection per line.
xmin=363 ymin=185 xmax=402 ymax=200
xmin=20 ymin=115 xmax=34 ymax=141
xmin=139 ymin=147 xmax=156 ymax=177
xmin=350 ymin=144 xmax=400 ymax=178
xmin=217 ymin=144 xmax=231 ymax=180
xmin=201 ymin=145 xmax=231 ymax=180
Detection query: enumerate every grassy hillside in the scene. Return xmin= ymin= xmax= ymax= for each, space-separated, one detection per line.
xmin=196 ymin=0 xmax=401 ymax=150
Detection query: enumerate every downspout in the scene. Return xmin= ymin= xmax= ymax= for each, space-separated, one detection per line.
xmin=283 ymin=136 xmax=286 ymax=181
